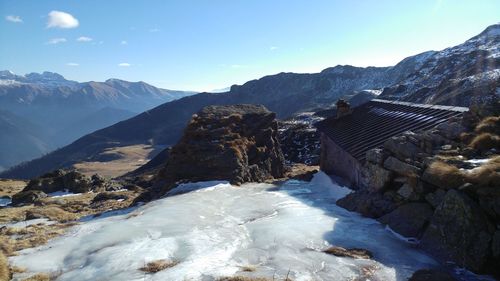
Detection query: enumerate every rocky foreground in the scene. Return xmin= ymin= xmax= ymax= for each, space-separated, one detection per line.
xmin=337 ymin=104 xmax=500 ymax=276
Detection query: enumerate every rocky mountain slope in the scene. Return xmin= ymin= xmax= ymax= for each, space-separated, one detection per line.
xmin=2 ymin=24 xmax=498 ymax=179
xmin=0 ymin=72 xmax=196 ymax=170
xmin=0 ymin=110 xmax=52 ymax=172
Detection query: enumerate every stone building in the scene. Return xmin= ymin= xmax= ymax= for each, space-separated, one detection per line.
xmin=314 ymin=99 xmax=468 ymax=188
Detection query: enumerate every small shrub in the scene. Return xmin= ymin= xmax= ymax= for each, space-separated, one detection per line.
xmin=21 ymin=273 xmax=51 ymax=281
xmin=25 ymin=206 xmax=78 ymax=223
xmin=423 ymin=161 xmax=466 ymax=189
xmin=139 ymin=259 xmax=179 ymax=273
xmin=240 ymin=265 xmax=257 ymax=272
xmin=465 ymin=156 xmax=500 ymax=187
xmin=469 ymin=133 xmax=500 ymax=152
xmin=475 ymin=116 xmax=500 ymax=135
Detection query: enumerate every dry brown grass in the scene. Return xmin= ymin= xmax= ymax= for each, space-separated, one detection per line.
xmin=465 ymin=156 xmax=500 ymax=187
xmin=74 ymin=144 xmax=164 ymax=178
xmin=21 ymin=273 xmax=51 ymax=281
xmin=469 ymin=133 xmax=500 ymax=152
xmin=475 ymin=116 xmax=500 ymax=135
xmin=424 ymin=161 xmax=466 ymax=189
xmin=218 ymin=277 xmax=271 ymax=281
xmin=0 ymin=205 xmax=32 ymax=224
xmin=139 ymin=259 xmax=179 ymax=273
xmin=26 ymin=206 xmax=78 ymax=223
xmin=0 ymin=179 xmax=27 ymax=198
xmin=0 ymin=251 xmax=9 ymax=281
xmin=0 ymin=223 xmax=76 ymax=256
xmin=240 ymin=265 xmax=257 ymax=272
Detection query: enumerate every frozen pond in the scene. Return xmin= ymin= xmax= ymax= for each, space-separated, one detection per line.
xmin=11 ymin=172 xmax=437 ymax=281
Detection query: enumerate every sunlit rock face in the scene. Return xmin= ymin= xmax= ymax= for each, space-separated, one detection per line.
xmin=10 ymin=173 xmax=437 ymax=281
xmin=157 ymin=104 xmax=285 ymax=195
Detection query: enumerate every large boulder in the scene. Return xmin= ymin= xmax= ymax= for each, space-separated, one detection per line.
xmin=364 ymin=163 xmax=392 ymax=192
xmin=383 ymin=156 xmax=421 ymax=177
xmin=23 ymin=170 xmax=120 ymax=194
xmin=336 ymin=190 xmax=398 ymax=219
xmin=384 ymin=134 xmax=421 ymax=160
xmin=420 ymin=190 xmax=493 ymax=272
xmin=11 ymin=190 xmax=47 ymax=206
xmin=379 ymin=203 xmax=434 ymax=238
xmin=158 ymin=105 xmax=285 ymax=191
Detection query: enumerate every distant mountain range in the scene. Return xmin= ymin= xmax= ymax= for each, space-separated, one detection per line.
xmin=2 ymin=24 xmax=499 ymax=179
xmin=0 ymin=72 xmax=196 ymax=171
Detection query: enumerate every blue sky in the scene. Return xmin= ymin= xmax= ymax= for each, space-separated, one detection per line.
xmin=0 ymin=0 xmax=499 ymax=91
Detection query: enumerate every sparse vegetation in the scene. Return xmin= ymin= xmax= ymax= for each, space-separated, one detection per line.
xmin=424 ymin=161 xmax=465 ymax=189
xmin=0 ymin=251 xmax=9 ymax=281
xmin=21 ymin=273 xmax=51 ymax=281
xmin=26 ymin=206 xmax=78 ymax=223
xmin=474 ymin=116 xmax=500 ymax=135
xmin=465 ymin=156 xmax=500 ymax=187
xmin=323 ymin=246 xmax=372 ymax=259
xmin=469 ymin=133 xmax=500 ymax=152
xmin=240 ymin=265 xmax=257 ymax=272
xmin=139 ymin=259 xmax=179 ymax=273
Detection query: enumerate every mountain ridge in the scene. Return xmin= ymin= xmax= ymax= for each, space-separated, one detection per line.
xmin=2 ymin=24 xmax=499 ymax=179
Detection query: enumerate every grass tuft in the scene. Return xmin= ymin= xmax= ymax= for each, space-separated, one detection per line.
xmin=139 ymin=259 xmax=179 ymax=273
xmin=469 ymin=133 xmax=500 ymax=152
xmin=475 ymin=116 xmax=500 ymax=135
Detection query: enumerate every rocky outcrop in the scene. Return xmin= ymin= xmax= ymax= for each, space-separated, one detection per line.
xmin=379 ymin=203 xmax=434 ymax=238
xmin=420 ymin=190 xmax=493 ymax=272
xmin=20 ymin=170 xmax=123 ymax=196
xmin=11 ymin=190 xmax=47 ymax=206
xmin=333 ymin=112 xmax=500 ymax=276
xmin=157 ymin=105 xmax=285 ymax=193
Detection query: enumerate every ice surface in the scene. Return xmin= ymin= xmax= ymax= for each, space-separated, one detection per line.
xmin=11 ymin=172 xmax=437 ymax=281
xmin=0 ymin=197 xmax=11 ymax=207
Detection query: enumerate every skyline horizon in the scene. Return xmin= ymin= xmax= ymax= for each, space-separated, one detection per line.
xmin=1 ymin=20 xmax=496 ymax=93
xmin=1 ymin=1 xmax=499 ymax=92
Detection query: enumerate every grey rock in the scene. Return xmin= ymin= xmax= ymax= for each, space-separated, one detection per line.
xmin=383 ymin=156 xmax=421 ymax=177
xmin=420 ymin=190 xmax=493 ymax=272
xmin=336 ymin=190 xmax=398 ymax=219
xmin=384 ymin=134 xmax=421 ymax=160
xmin=379 ymin=202 xmax=434 ymax=238
xmin=366 ymin=148 xmax=387 ymax=165
xmin=425 ymin=189 xmax=446 ymax=208
xmin=397 ymin=183 xmax=413 ymax=199
xmin=11 ymin=190 xmax=47 ymax=205
xmin=157 ymin=105 xmax=285 ymax=195
xmin=365 ymin=163 xmax=392 ymax=192
xmin=435 ymin=121 xmax=465 ymax=140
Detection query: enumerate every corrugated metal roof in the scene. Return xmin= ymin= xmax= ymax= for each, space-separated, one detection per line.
xmin=314 ymin=99 xmax=468 ymax=163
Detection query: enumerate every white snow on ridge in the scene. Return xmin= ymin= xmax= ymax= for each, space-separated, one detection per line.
xmin=11 ymin=172 xmax=436 ymax=281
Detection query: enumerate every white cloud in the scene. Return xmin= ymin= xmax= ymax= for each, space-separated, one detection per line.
xmin=118 ymin=63 xmax=131 ymax=67
xmin=77 ymin=36 xmax=92 ymax=42
xmin=47 ymin=11 xmax=79 ymax=29
xmin=46 ymin=38 xmax=67 ymax=44
xmin=121 ymin=40 xmax=128 ymax=45
xmin=270 ymin=46 xmax=279 ymax=51
xmin=6 ymin=15 xmax=23 ymax=23
xmin=66 ymin=62 xmax=79 ymax=66
xmin=149 ymin=28 xmax=160 ymax=33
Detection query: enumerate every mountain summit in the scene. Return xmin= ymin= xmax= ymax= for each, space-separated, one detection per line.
xmin=2 ymin=24 xmax=499 ymax=179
